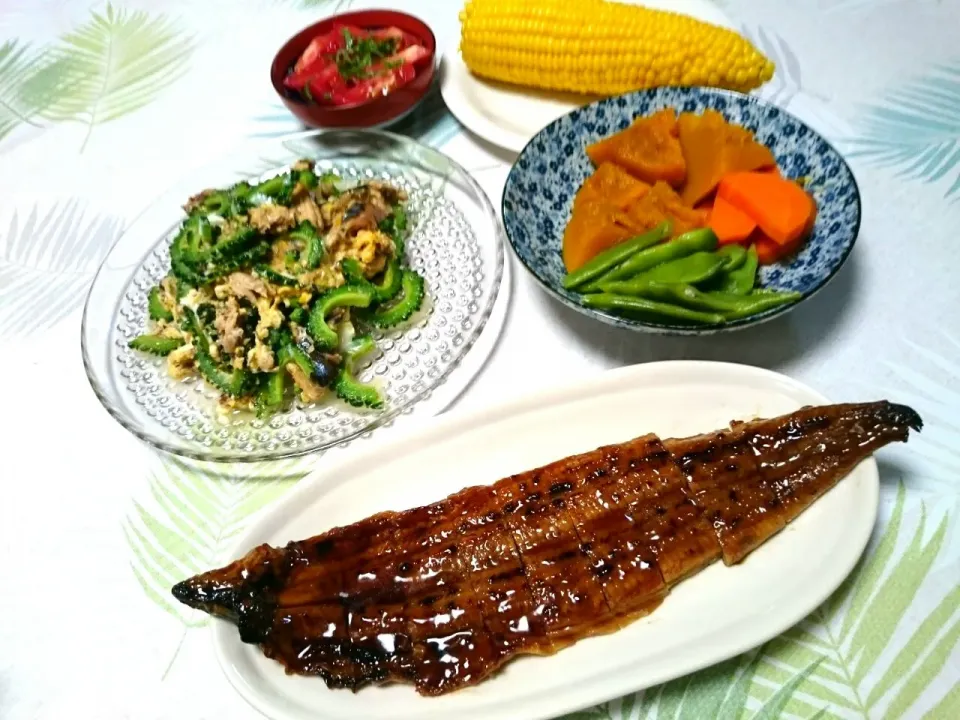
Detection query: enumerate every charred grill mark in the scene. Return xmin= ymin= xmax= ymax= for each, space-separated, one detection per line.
xmin=503 ymin=485 xmax=618 ymax=638
xmin=561 ymin=464 xmax=669 ymax=619
xmin=489 ymin=566 xmax=526 ymax=582
xmin=452 ymin=495 xmax=547 ymax=662
xmin=630 ymin=449 xmax=671 ymax=468
xmin=313 ymin=538 xmax=335 ymax=558
xmin=592 ymin=561 xmax=614 ymax=578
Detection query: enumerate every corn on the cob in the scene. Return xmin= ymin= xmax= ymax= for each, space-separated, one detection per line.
xmin=459 ymin=0 xmax=775 ymax=96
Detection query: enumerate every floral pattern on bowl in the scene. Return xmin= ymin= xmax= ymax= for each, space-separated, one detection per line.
xmin=501 ymin=86 xmax=862 ymax=335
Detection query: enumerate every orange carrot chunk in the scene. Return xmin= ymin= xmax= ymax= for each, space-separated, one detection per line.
xmin=755 ymin=237 xmax=783 ymax=265
xmin=753 ymin=228 xmax=806 ymax=265
xmin=717 ymin=171 xmax=817 ymax=246
xmin=709 ymin=195 xmax=757 ymax=245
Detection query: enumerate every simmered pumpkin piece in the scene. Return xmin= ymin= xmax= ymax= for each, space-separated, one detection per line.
xmin=622 ymin=181 xmax=708 ymax=238
xmin=586 ymin=109 xmax=687 ymax=187
xmin=677 ymin=110 xmax=727 ymax=206
xmin=562 ymin=201 xmax=635 ymax=272
xmin=577 ymin=162 xmax=651 ymax=210
xmin=677 ymin=110 xmax=776 ymax=206
xmin=725 ymin=124 xmax=778 ymax=174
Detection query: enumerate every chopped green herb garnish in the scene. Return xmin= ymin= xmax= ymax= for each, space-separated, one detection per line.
xmin=335 ymin=29 xmax=398 ymax=81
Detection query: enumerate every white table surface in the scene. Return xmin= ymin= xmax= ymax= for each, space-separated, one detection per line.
xmin=0 ymin=1 xmax=957 ymax=719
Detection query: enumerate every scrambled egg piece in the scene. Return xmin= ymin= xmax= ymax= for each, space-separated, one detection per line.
xmin=246 ymin=342 xmax=275 ymax=372
xmin=155 ymin=321 xmax=184 ymax=340
xmin=166 ymin=343 xmax=196 ymax=380
xmin=327 ymin=229 xmax=393 ymax=278
xmin=351 ymin=229 xmax=392 ymax=271
xmin=255 ymin=297 xmax=284 ymax=340
xmin=180 ymin=287 xmax=211 ymax=312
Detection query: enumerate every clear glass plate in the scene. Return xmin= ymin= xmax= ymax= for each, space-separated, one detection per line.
xmin=82 ymin=130 xmax=504 ymax=462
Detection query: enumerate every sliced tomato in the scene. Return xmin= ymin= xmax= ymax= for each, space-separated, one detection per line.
xmin=395 ymin=62 xmax=417 ymax=84
xmin=287 ymin=25 xmax=431 ymax=104
xmin=284 ymin=67 xmax=310 ymax=92
xmin=388 ymin=44 xmax=431 ymax=67
xmin=293 ymin=30 xmax=344 ymax=74
xmin=303 ymin=62 xmax=349 ymax=100
xmin=369 ymin=26 xmax=404 ymax=41
xmin=333 ymin=60 xmax=418 ymax=105
xmin=369 ymin=26 xmax=419 ymax=49
xmin=285 ymin=56 xmax=334 ymax=92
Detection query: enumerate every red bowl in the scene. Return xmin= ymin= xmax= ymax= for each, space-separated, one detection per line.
xmin=270 ymin=9 xmax=437 ymax=129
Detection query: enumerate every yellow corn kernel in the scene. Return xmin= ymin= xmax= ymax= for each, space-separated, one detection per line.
xmin=459 ymin=0 xmax=775 ymax=96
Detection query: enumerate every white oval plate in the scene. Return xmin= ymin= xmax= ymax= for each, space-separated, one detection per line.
xmin=439 ymin=0 xmax=736 ymax=154
xmin=213 ymin=361 xmax=879 ymax=720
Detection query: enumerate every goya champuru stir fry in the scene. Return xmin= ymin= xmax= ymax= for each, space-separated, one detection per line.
xmin=128 ymin=159 xmax=425 ymax=416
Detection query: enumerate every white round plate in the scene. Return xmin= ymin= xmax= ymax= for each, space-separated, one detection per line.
xmin=212 ymin=360 xmax=880 ymax=720
xmin=440 ymin=0 xmax=736 ymax=154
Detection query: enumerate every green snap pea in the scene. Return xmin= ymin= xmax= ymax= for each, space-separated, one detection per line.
xmin=629 ymin=282 xmax=755 ymax=312
xmin=581 ymin=292 xmax=726 ymax=325
xmin=562 ymin=221 xmax=671 ymax=291
xmin=717 ymin=244 xmax=759 ymax=295
xmin=630 ymin=282 xmax=798 ymax=316
xmin=716 ymin=244 xmax=748 ymax=272
xmin=633 ymin=251 xmax=725 ymax=286
xmin=750 ymin=287 xmax=794 ymax=296
xmin=599 ymin=252 xmax=724 ymax=294
xmin=581 ymin=228 xmax=718 ymax=292
xmin=717 ymin=289 xmax=803 ymax=319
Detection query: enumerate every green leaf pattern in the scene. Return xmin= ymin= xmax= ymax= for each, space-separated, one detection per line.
xmin=33 ymin=4 xmax=193 ymax=150
xmin=0 ymin=199 xmax=124 ymax=336
xmin=6 ymin=3 xmax=194 ymax=152
xmin=123 ymin=457 xmax=306 ymax=626
xmin=881 ymin=339 xmax=960 ymax=492
xmin=0 ymin=40 xmax=48 ymax=141
xmin=848 ymin=61 xmax=960 ymax=199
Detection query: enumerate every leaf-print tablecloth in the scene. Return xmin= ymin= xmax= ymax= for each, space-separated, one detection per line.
xmin=1 ymin=1 xmax=957 ymax=719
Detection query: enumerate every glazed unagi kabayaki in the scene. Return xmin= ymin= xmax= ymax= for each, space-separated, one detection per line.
xmin=172 ymin=401 xmax=921 ymax=696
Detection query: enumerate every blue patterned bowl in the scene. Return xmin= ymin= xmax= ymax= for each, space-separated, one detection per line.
xmin=502 ymin=87 xmax=861 ymax=335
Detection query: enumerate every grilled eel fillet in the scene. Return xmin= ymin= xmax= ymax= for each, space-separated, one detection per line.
xmin=172 ymin=401 xmax=921 ymax=696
